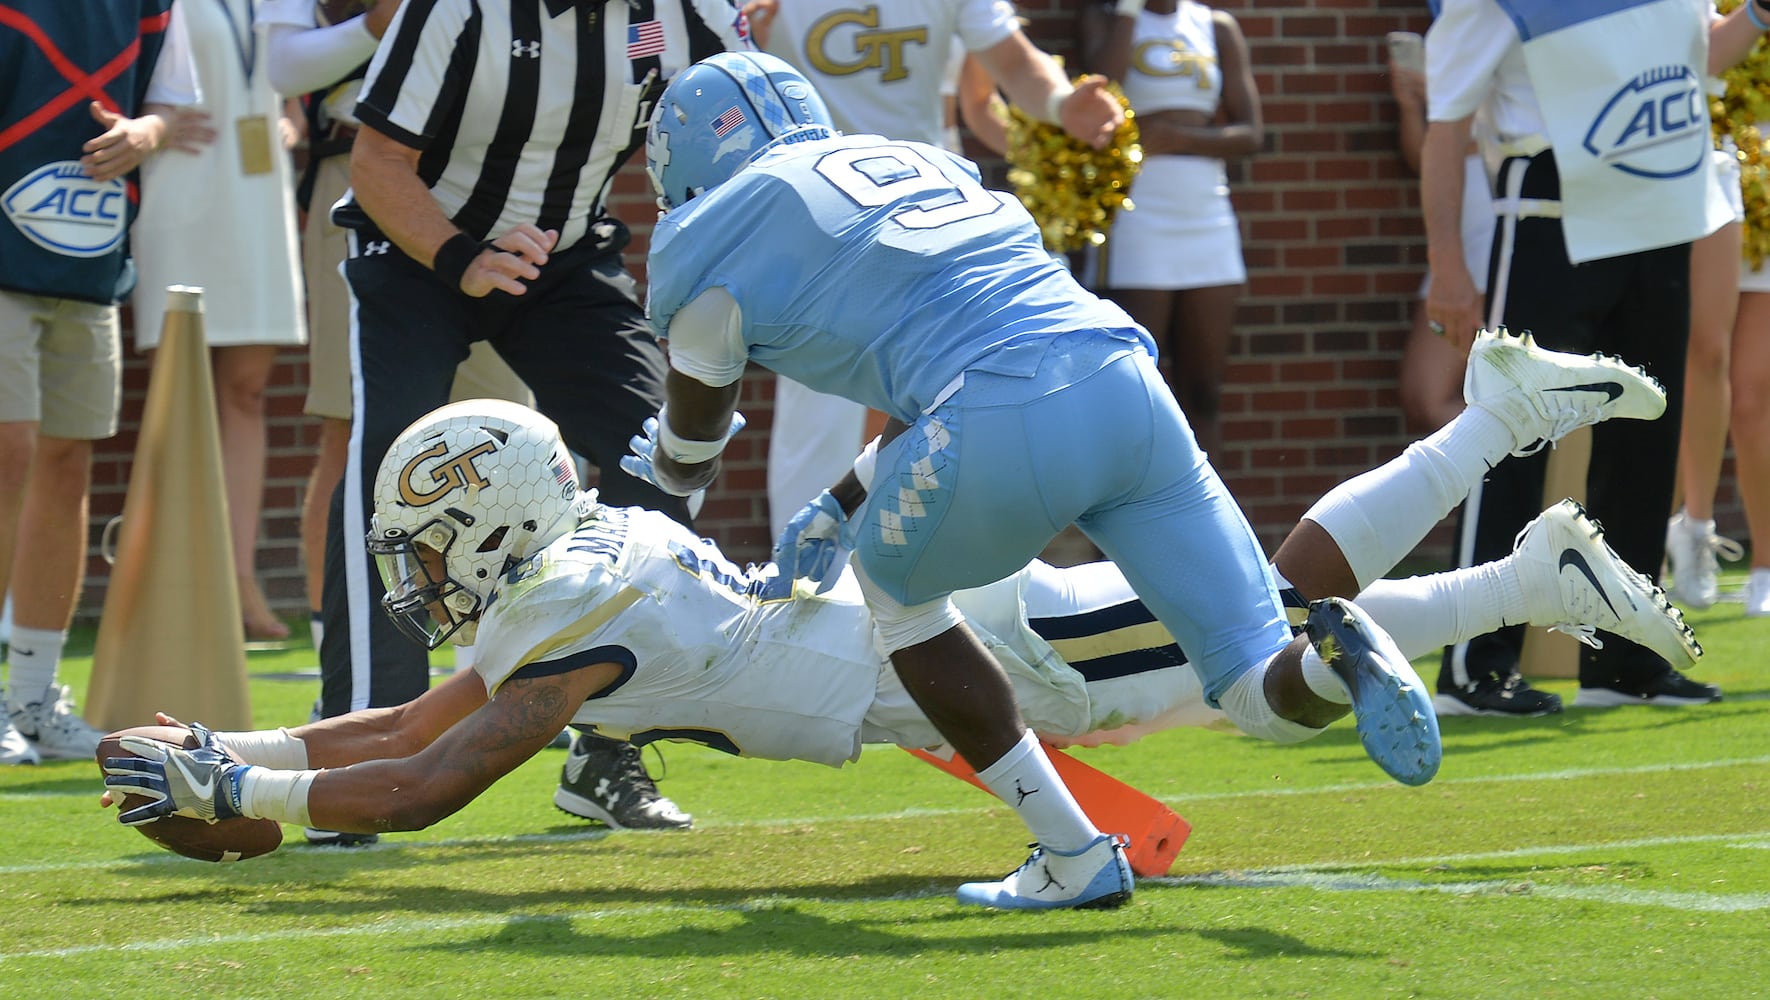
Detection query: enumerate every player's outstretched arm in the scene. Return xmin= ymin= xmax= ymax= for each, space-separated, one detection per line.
xmin=150 ymin=669 xmax=490 ymax=772
xmin=303 ymin=661 xmax=623 ymax=834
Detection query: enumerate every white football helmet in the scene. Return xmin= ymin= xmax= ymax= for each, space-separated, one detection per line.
xmin=368 ymin=399 xmax=595 ymax=648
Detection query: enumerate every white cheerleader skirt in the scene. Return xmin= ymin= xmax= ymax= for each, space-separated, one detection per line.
xmin=1716 ymin=146 xmax=1770 ymax=293
xmin=1100 ymin=154 xmax=1246 ymax=290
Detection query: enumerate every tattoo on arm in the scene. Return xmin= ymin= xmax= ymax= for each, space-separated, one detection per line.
xmin=447 ymin=675 xmax=573 ymax=782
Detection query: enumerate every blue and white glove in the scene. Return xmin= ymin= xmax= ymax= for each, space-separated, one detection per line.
xmin=771 ymin=489 xmax=852 ymax=594
xmin=103 ymin=722 xmax=252 ymax=826
xmin=619 ymin=411 xmax=747 ymax=497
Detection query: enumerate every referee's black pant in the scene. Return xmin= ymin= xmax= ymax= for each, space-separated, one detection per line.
xmin=1440 ymin=151 xmax=1690 ymax=693
xmin=319 ymin=219 xmax=692 ymax=717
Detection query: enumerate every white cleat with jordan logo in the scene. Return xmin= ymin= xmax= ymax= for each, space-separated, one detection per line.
xmin=956 ymin=834 xmax=1134 ymax=911
xmin=1511 ymin=499 xmax=1701 ymax=669
xmin=1463 ymin=327 xmax=1667 ymax=456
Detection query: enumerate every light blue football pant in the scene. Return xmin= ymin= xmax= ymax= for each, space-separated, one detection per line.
xmin=853 ymin=333 xmax=1292 ymax=708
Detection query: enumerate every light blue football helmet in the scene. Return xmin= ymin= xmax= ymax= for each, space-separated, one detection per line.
xmin=646 ymin=51 xmax=837 ymax=210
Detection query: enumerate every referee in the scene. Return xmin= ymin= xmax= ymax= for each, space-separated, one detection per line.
xmin=320 ymin=0 xmax=751 ymax=831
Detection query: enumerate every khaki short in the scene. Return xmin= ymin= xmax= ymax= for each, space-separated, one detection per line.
xmin=302 ymin=155 xmax=532 ymax=419
xmin=0 ymin=289 xmax=122 ymax=439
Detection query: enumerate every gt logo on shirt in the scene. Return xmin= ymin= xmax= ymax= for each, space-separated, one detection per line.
xmin=1131 ymin=39 xmax=1215 ymax=88
xmin=2 ymin=162 xmax=127 ymax=258
xmin=399 ymin=441 xmax=497 ymax=506
xmin=804 ymin=6 xmax=928 ymax=83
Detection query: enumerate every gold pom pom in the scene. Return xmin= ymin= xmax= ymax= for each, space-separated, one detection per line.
xmin=1714 ymin=0 xmax=1770 ymax=269
xmin=1004 ymin=80 xmax=1142 ymax=254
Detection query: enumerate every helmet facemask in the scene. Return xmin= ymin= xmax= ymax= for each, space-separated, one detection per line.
xmin=368 ymin=515 xmax=484 ymax=649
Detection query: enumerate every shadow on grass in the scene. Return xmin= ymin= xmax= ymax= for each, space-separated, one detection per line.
xmin=413 ymin=893 xmax=1375 ymax=963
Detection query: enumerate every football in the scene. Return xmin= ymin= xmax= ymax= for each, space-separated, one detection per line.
xmin=96 ymin=725 xmax=284 ymax=863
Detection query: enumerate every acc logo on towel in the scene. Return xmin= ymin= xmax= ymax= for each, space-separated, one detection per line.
xmin=1582 ymin=66 xmax=1706 ymax=180
xmin=2 ymin=161 xmax=127 ymax=258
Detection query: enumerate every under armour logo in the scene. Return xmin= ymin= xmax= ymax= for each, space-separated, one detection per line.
xmin=513 ymin=39 xmax=540 ymax=58
xmin=1013 ymin=780 xmax=1038 ymax=807
xmin=363 ymin=240 xmax=390 ymax=256
xmin=594 ymin=777 xmax=622 ymax=805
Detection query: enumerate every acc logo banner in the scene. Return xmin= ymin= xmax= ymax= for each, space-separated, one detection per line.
xmin=399 ymin=441 xmax=497 ymax=506
xmin=2 ymin=161 xmax=128 ymax=258
xmin=1582 ymin=66 xmax=1705 ymax=180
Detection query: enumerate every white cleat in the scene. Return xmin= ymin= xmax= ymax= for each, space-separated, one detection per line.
xmin=1464 ymin=327 xmax=1666 ymax=456
xmin=1745 ymin=569 xmax=1770 ymax=618
xmin=956 ymin=834 xmax=1134 ymax=911
xmin=8 ymin=684 xmax=106 ymax=760
xmin=1512 ymin=499 xmax=1701 ymax=669
xmin=0 ymin=717 xmax=39 ymax=766
xmin=1663 ymin=510 xmax=1741 ymax=611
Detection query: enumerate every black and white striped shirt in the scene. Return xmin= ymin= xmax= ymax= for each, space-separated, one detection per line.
xmin=347 ymin=0 xmax=748 ymax=251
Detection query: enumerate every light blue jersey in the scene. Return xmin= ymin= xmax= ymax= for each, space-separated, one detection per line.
xmin=648 ymin=132 xmax=1290 ymax=709
xmin=647 ymin=135 xmax=1147 ymax=420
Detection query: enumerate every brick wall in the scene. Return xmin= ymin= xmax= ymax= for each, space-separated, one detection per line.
xmin=79 ymin=0 xmax=1737 ymax=621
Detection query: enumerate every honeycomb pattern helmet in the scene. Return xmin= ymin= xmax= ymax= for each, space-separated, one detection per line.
xmin=645 ymin=50 xmax=836 ymax=210
xmin=368 ymin=399 xmax=593 ymax=648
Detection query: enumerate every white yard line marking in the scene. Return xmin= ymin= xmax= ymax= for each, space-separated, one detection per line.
xmin=1165 ymin=870 xmax=1770 ymax=912
xmin=6 ymin=832 xmax=1768 ymax=963
xmin=0 ymin=899 xmax=858 ymax=963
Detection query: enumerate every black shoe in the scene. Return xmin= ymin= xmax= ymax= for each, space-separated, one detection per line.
xmin=303 ymin=828 xmax=380 ymax=847
xmin=1433 ymin=672 xmax=1563 ymax=717
xmin=1573 ymin=669 xmax=1722 ymax=707
xmin=554 ymin=733 xmax=692 ymax=830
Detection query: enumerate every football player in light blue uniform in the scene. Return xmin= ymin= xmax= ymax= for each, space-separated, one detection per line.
xmin=628 ymin=51 xmax=1441 ymax=911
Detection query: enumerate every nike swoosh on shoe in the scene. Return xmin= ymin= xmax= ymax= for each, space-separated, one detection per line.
xmin=1545 ymin=381 xmax=1624 ymax=403
xmin=1559 ymin=547 xmax=1621 ymax=619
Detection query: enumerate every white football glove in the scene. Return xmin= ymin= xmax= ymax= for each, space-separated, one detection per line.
xmin=102 ymin=723 xmax=252 ymax=826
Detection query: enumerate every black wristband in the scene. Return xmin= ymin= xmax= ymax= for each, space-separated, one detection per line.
xmin=432 ymin=232 xmax=488 ymax=291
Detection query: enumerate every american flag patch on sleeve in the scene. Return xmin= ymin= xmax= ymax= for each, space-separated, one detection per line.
xmin=626 ymin=19 xmax=666 ymax=59
xmin=713 ymin=107 xmax=745 ymax=136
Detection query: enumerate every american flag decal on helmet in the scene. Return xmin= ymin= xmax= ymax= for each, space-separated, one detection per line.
xmin=713 ymin=107 xmax=745 ymax=136
xmin=553 ymin=458 xmax=575 ymax=487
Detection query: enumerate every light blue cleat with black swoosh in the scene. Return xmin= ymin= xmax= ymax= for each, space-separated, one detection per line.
xmin=1507 ymin=498 xmax=1702 ymax=670
xmin=1463 ymin=327 xmax=1667 ymax=457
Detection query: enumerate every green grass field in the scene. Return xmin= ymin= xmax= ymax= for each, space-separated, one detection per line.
xmin=2 ymin=572 xmax=1766 ymax=999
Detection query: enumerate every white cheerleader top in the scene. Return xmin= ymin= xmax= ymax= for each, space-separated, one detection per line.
xmin=1119 ymin=1 xmax=1223 ymax=116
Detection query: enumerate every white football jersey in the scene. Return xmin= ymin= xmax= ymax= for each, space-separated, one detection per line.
xmin=763 ymin=0 xmax=1020 ymax=147
xmin=470 ymin=505 xmax=1218 ymax=766
xmin=472 ymin=507 xmax=889 ymax=767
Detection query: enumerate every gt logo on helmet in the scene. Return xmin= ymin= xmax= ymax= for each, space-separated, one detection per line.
xmin=398 ymin=441 xmax=497 ymax=506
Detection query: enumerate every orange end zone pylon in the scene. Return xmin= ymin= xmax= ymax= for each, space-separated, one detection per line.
xmin=906 ymin=742 xmax=1190 ymax=877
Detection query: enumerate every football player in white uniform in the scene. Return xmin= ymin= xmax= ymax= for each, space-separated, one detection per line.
xmin=103 ymin=367 xmax=1696 ymax=868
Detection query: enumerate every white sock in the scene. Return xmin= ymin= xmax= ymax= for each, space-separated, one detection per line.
xmin=1302 ymin=407 xmax=1515 ymax=590
xmin=974 ymin=730 xmax=1099 ymax=854
xmin=6 ymin=625 xmax=67 ymax=707
xmin=309 ymin=612 xmax=323 ymax=651
xmin=1299 ymin=644 xmax=1351 ymax=704
xmin=1353 ymin=562 xmax=1526 ymax=661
